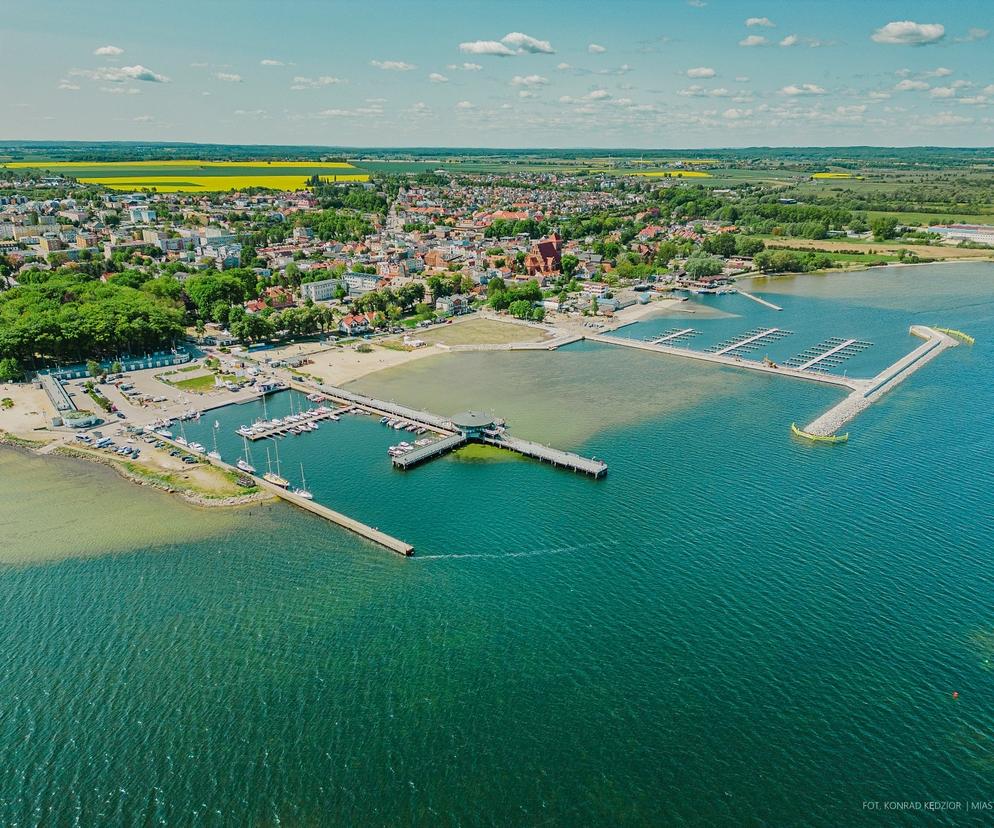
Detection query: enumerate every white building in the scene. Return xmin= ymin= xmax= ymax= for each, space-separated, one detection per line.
xmin=928 ymin=224 xmax=994 ymax=246
xmin=300 ymin=277 xmax=347 ymax=302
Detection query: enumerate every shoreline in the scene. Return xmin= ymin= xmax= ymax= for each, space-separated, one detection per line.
xmin=738 ymin=255 xmax=994 ymax=283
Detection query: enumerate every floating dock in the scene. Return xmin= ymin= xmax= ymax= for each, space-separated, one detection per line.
xmin=391 ymin=433 xmax=468 ymax=469
xmin=707 ymin=327 xmax=793 ymax=357
xmin=783 ymin=337 xmax=873 ymax=372
xmin=646 ymin=327 xmax=698 ymax=345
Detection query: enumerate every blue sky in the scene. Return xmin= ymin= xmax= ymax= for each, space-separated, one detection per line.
xmin=3 ymin=0 xmax=993 ymax=148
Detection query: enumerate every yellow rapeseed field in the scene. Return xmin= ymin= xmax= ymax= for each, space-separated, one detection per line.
xmin=74 ymin=174 xmax=370 ymax=192
xmin=4 ymin=160 xmax=357 ymax=169
xmin=811 ymin=172 xmax=856 ymax=179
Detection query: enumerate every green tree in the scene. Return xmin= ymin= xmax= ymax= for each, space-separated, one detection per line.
xmin=870 ymin=216 xmax=899 ymax=241
xmin=0 ymin=357 xmax=24 ymax=382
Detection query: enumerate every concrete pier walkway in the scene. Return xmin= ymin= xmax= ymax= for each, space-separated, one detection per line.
xmin=482 ymin=433 xmax=608 ymax=478
xmin=736 ymin=290 xmax=784 ymax=311
xmin=801 ymin=326 xmax=957 ymax=438
xmin=588 ymin=334 xmax=859 ymax=389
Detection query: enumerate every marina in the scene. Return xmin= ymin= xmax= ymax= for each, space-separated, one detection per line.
xmin=783 ymin=338 xmax=874 ymax=372
xmin=706 ymin=327 xmax=794 ymax=357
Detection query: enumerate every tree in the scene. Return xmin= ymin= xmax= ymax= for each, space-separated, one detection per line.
xmin=0 ymin=357 xmax=24 ymax=382
xmin=531 ymin=306 xmax=546 ymax=322
xmin=86 ymin=359 xmax=103 ymax=379
xmin=702 ymin=233 xmax=737 ymax=258
xmin=684 ymin=256 xmax=724 ymax=279
xmin=560 ymin=254 xmax=579 ymax=277
xmin=508 ymin=299 xmax=533 ymax=319
xmin=870 ymin=216 xmax=899 ymax=241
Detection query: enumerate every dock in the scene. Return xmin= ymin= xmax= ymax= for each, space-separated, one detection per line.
xmin=391 ymin=433 xmax=467 ymax=469
xmin=736 ymin=290 xmax=784 ymax=311
xmin=240 ymin=405 xmax=343 ymax=440
xmin=708 ymin=327 xmax=792 ymax=357
xmin=587 ymin=334 xmax=858 ymax=389
xmin=646 ymin=327 xmax=697 ymax=345
xmin=482 ymin=432 xmax=608 ymax=478
xmin=784 ymin=338 xmax=873 ymax=372
xmin=290 ymin=381 xmax=608 ymax=479
xmin=798 ymin=326 xmax=958 ymax=438
xmin=152 ymin=431 xmax=415 ymax=555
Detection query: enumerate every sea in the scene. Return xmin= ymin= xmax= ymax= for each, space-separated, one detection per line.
xmin=2 ymin=262 xmax=993 ymax=825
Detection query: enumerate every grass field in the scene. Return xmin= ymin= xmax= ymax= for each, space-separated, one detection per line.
xmin=166 ymin=372 xmax=236 ymax=392
xmin=2 ymin=159 xmax=370 ymax=191
xmin=628 ymin=170 xmax=713 ymax=178
xmin=401 ymin=318 xmax=548 ymax=346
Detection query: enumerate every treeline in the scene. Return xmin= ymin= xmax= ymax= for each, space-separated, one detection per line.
xmin=0 ymin=271 xmax=184 ymax=369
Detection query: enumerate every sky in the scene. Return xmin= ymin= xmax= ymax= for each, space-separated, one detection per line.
xmin=2 ymin=0 xmax=993 ymax=149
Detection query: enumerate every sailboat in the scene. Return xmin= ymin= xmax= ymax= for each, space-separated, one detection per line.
xmin=237 ymin=435 xmax=256 ymax=474
xmin=263 ymin=443 xmax=289 ymax=488
xmin=293 ymin=462 xmax=313 ymax=499
xmin=208 ymin=423 xmax=221 ymax=460
xmin=175 ymin=420 xmax=189 ymax=446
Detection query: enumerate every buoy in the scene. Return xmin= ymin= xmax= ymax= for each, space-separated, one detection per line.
xmin=952 ymin=691 xmax=959 ymax=699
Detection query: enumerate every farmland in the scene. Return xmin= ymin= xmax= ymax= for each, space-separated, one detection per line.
xmin=1 ymin=159 xmax=370 ymax=191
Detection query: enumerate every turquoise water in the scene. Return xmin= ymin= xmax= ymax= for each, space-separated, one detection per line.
xmin=2 ymin=263 xmax=993 ymax=825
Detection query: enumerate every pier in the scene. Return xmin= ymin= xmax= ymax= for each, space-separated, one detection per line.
xmin=784 ymin=338 xmax=873 ymax=372
xmin=239 ymin=405 xmax=344 ymax=440
xmin=736 ymin=290 xmax=784 ymax=311
xmin=482 ymin=432 xmax=608 ymax=478
xmin=587 ymin=334 xmax=857 ymax=389
xmin=290 ymin=381 xmax=608 ymax=479
xmin=708 ymin=327 xmax=792 ymax=357
xmin=152 ymin=431 xmax=415 ymax=555
xmin=797 ymin=326 xmax=958 ymax=439
xmin=646 ymin=327 xmax=697 ymax=345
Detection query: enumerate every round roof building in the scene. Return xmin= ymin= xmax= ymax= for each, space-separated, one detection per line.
xmin=449 ymin=410 xmax=496 ymax=436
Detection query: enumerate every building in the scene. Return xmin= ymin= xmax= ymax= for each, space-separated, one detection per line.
xmin=524 ymin=233 xmax=563 ymax=276
xmin=300 ymin=277 xmax=348 ymax=302
xmin=928 ymin=224 xmax=994 ymax=246
xmin=435 ymin=294 xmax=471 ymax=316
xmin=339 ymin=312 xmax=374 ymax=335
xmin=343 ymin=271 xmax=381 ymax=295
xmin=129 ymin=207 xmax=156 ymax=223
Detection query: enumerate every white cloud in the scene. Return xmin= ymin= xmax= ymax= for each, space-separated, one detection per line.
xmin=587 ymin=88 xmax=610 ymax=100
xmin=956 ymin=27 xmax=989 ymax=42
xmin=735 ymin=75 xmax=750 ymax=82
xmin=511 ymin=74 xmax=549 ymax=87
xmin=780 ymin=83 xmax=827 ymax=96
xmin=930 ymin=86 xmax=956 ymax=98
xmin=557 ymin=62 xmax=572 ymax=70
xmin=290 ymin=75 xmax=343 ymax=89
xmin=428 ymin=72 xmax=449 ymax=83
xmin=132 ymin=115 xmax=153 ymax=122
xmin=456 ymin=100 xmax=475 ymax=109
xmin=895 ymin=79 xmax=930 ymax=91
xmin=502 ymin=32 xmax=555 ymax=54
xmin=984 ymin=84 xmax=994 ymax=95
xmin=459 ymin=40 xmax=515 ymax=56
xmin=94 ymin=45 xmax=124 ymax=56
xmin=678 ymin=85 xmax=730 ymax=97
xmin=99 ymin=86 xmax=141 ymax=95
xmin=57 ymin=81 xmax=80 ymax=91
xmin=70 ymin=64 xmax=169 ymax=83
xmin=215 ymin=72 xmax=241 ymax=82
xmin=923 ymin=111 xmax=972 ymax=126
xmin=588 ymin=43 xmax=607 ymax=54
xmin=519 ymin=90 xmax=535 ymax=99
xmin=446 ymin=62 xmax=483 ymax=71
xmin=688 ymin=0 xmax=706 ymax=6
xmin=723 ymin=108 xmax=752 ymax=119
xmin=779 ymin=34 xmax=799 ymax=47
xmin=739 ymin=35 xmax=769 ymax=47
xmin=260 ymin=59 xmax=284 ymax=66
xmin=871 ymin=21 xmax=945 ymax=46
xmin=371 ymin=60 xmax=416 ymax=71
xmin=746 ymin=17 xmax=775 ymax=27
xmin=929 ymin=67 xmax=953 ymax=77
xmin=686 ymin=66 xmax=716 ymax=78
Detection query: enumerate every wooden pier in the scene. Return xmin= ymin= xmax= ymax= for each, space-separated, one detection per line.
xmin=736 ymin=290 xmax=784 ymax=311
xmin=483 ymin=433 xmax=608 ymax=478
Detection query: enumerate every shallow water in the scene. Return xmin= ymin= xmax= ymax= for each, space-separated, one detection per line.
xmin=1 ymin=263 xmax=993 ymax=825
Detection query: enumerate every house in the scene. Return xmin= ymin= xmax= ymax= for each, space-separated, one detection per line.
xmin=300 ymin=277 xmax=347 ymax=302
xmin=435 ymin=294 xmax=471 ymax=316
xmin=339 ymin=312 xmax=374 ymax=335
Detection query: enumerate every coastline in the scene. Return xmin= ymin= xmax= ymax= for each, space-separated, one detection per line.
xmin=738 ymin=255 xmax=994 ymax=283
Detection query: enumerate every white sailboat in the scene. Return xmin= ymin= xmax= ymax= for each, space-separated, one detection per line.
xmin=293 ymin=462 xmax=313 ymax=499
xmin=263 ymin=442 xmax=289 ymax=488
xmin=237 ymin=435 xmax=256 ymax=474
xmin=208 ymin=423 xmax=221 ymax=460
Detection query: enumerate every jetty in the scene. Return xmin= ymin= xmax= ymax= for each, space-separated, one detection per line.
xmin=798 ymin=326 xmax=958 ymax=439
xmin=151 ymin=431 xmax=415 ymax=555
xmin=707 ymin=327 xmax=793 ymax=357
xmin=736 ymin=290 xmax=784 ymax=311
xmin=289 ymin=381 xmax=607 ymax=478
xmin=587 ymin=333 xmax=857 ymax=389
xmin=646 ymin=327 xmax=698 ymax=345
